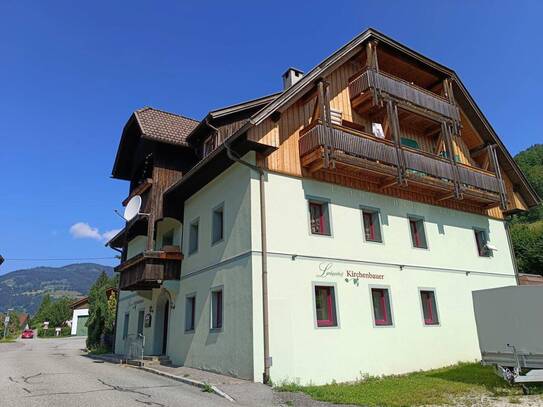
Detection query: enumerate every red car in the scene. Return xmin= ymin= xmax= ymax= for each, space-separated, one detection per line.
xmin=21 ymin=329 xmax=34 ymax=339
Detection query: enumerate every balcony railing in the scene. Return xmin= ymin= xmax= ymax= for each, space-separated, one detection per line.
xmin=299 ymin=123 xmax=504 ymax=206
xmin=116 ymin=250 xmax=182 ymax=291
xmin=349 ymin=69 xmax=460 ymax=122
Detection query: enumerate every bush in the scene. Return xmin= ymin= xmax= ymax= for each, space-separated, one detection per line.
xmin=37 ymin=326 xmax=71 ymax=337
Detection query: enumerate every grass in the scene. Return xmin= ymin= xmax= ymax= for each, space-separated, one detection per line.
xmin=201 ymin=382 xmax=214 ymax=393
xmin=276 ymin=363 xmax=543 ymax=406
xmin=0 ymin=337 xmax=16 ymax=343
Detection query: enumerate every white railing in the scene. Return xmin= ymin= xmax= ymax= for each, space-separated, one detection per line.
xmin=124 ymin=333 xmax=145 ymax=362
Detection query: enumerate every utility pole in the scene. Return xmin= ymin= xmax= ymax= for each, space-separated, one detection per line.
xmin=3 ymin=308 xmax=14 ymax=340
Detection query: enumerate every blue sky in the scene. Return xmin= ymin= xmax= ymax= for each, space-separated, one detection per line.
xmin=1 ymin=1 xmax=542 ymax=274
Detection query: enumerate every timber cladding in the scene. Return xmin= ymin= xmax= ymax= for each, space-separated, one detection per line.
xmin=247 ymin=48 xmax=524 ymax=220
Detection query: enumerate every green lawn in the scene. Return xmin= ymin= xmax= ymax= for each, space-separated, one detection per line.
xmin=276 ymin=363 xmax=542 ymax=406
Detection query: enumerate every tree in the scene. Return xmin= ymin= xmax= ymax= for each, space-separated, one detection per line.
xmin=32 ymin=294 xmax=72 ymax=328
xmin=510 ymin=221 xmax=543 ymax=275
xmin=1 ymin=310 xmax=22 ymax=338
xmin=510 ymin=144 xmax=543 ymax=275
xmin=513 ymin=144 xmax=543 ymax=224
xmin=86 ymin=272 xmax=118 ymax=349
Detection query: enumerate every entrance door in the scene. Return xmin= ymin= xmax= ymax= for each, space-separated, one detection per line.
xmin=162 ymin=301 xmax=169 ymax=355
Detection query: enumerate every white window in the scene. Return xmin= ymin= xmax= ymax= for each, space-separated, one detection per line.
xmin=420 ymin=290 xmax=439 ymax=326
xmin=371 ymin=287 xmax=393 ymax=326
xmin=210 ymin=289 xmax=223 ymax=330
xmin=188 ymin=219 xmax=199 ymax=255
xmin=308 ymin=200 xmax=331 ymax=236
xmin=474 ymin=229 xmax=491 ymax=257
xmin=408 ymin=216 xmax=428 ymax=249
xmin=362 ymin=208 xmax=382 ymax=243
xmin=212 ymin=204 xmax=224 ymax=244
xmin=185 ymin=295 xmax=196 ymax=332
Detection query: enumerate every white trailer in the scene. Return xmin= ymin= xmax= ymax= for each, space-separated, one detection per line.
xmin=472 ymin=285 xmax=543 ymax=391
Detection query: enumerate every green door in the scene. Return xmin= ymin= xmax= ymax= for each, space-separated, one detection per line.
xmin=76 ymin=315 xmax=88 ymax=336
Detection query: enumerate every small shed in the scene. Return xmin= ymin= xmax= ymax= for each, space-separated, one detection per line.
xmin=70 ymin=297 xmax=89 ymax=336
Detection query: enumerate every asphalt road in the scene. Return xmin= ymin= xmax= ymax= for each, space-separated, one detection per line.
xmin=0 ymin=336 xmax=232 ymax=407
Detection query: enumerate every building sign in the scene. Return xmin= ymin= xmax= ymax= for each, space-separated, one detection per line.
xmin=317 ymin=263 xmax=384 ymax=286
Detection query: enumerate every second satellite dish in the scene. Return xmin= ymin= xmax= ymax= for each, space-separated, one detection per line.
xmin=124 ymin=195 xmax=142 ymax=221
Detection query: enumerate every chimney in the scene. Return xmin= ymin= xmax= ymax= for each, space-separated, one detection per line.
xmin=282 ymin=67 xmax=304 ymax=90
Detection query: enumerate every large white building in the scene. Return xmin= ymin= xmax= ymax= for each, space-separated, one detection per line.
xmin=107 ymin=29 xmax=539 ymax=385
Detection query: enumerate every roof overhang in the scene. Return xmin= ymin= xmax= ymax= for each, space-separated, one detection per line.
xmin=206 ymin=27 xmax=539 ymax=209
xmin=164 ymin=134 xmax=276 ymax=219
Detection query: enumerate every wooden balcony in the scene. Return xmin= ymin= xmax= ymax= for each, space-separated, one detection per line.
xmin=116 ymin=250 xmax=182 ymax=291
xmin=349 ymin=68 xmax=460 ymax=122
xmin=299 ymin=123 xmax=506 ymax=208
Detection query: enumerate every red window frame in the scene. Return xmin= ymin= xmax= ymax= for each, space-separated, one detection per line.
xmin=315 ymin=286 xmax=336 ymax=327
xmin=420 ymin=291 xmax=438 ymax=325
xmin=363 ymin=211 xmax=376 ymax=241
xmin=309 ymin=202 xmax=328 ymax=235
xmin=372 ymin=288 xmax=391 ymax=326
xmin=409 ymin=218 xmax=426 ymax=248
xmin=410 ymin=219 xmax=420 ymax=247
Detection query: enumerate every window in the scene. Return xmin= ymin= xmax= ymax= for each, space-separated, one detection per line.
xmin=185 ymin=296 xmax=196 ymax=332
xmin=400 ymin=137 xmax=420 ymax=150
xmin=362 ymin=209 xmax=382 ymax=242
xmin=122 ymin=313 xmax=130 ymax=339
xmin=371 ymin=288 xmax=392 ymax=326
xmin=309 ymin=201 xmax=331 ymax=236
xmin=203 ymin=135 xmax=217 ymax=157
xmin=212 ymin=205 xmax=224 ymax=244
xmin=162 ymin=229 xmax=174 ymax=247
xmin=188 ymin=219 xmax=199 ymax=255
xmin=314 ymin=285 xmax=337 ymax=327
xmin=409 ymin=217 xmax=428 ymax=249
xmin=211 ymin=289 xmax=223 ymax=330
xmin=474 ymin=229 xmax=490 ymax=257
xmin=420 ymin=290 xmax=439 ymax=325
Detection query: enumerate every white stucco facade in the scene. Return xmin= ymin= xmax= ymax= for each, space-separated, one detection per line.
xmin=115 ymin=155 xmax=517 ymax=384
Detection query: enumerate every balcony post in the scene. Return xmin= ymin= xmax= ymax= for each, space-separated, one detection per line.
xmin=318 ymin=80 xmax=333 ymax=169
xmin=385 ymin=99 xmax=406 ymax=185
xmin=442 ymin=122 xmax=462 ymax=199
xmin=488 ymin=145 xmax=508 ymax=209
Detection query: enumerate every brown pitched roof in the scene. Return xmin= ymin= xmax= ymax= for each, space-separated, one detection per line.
xmin=134 ymin=107 xmax=199 ymax=147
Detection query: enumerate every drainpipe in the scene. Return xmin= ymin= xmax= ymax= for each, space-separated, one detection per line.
xmin=214 ymin=122 xmax=270 ymax=384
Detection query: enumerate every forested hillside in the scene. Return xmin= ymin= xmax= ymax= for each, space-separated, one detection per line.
xmin=510 ymin=144 xmax=543 ymax=276
xmin=0 ymin=263 xmax=114 ymax=314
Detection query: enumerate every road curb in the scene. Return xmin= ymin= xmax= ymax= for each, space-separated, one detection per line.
xmin=86 ymin=353 xmax=235 ymax=402
xmin=137 ymin=366 xmax=235 ymax=402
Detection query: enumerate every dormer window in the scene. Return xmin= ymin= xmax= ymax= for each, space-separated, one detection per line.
xmin=203 ymin=135 xmax=217 ymax=158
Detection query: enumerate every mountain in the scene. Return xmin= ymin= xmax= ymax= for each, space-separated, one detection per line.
xmin=0 ymin=263 xmax=114 ymax=314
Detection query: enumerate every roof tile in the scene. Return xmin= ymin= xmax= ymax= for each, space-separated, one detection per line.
xmin=134 ymin=107 xmax=199 ymax=146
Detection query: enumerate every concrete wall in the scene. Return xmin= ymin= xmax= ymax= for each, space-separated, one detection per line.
xmin=250 ymin=173 xmax=517 ymax=384
xmin=166 ymin=156 xmax=256 ymax=379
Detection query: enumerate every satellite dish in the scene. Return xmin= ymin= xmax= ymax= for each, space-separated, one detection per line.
xmin=124 ymin=195 xmax=142 ymax=221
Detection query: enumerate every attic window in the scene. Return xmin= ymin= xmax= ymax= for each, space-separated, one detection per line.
xmin=203 ymin=135 xmax=217 ymax=158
